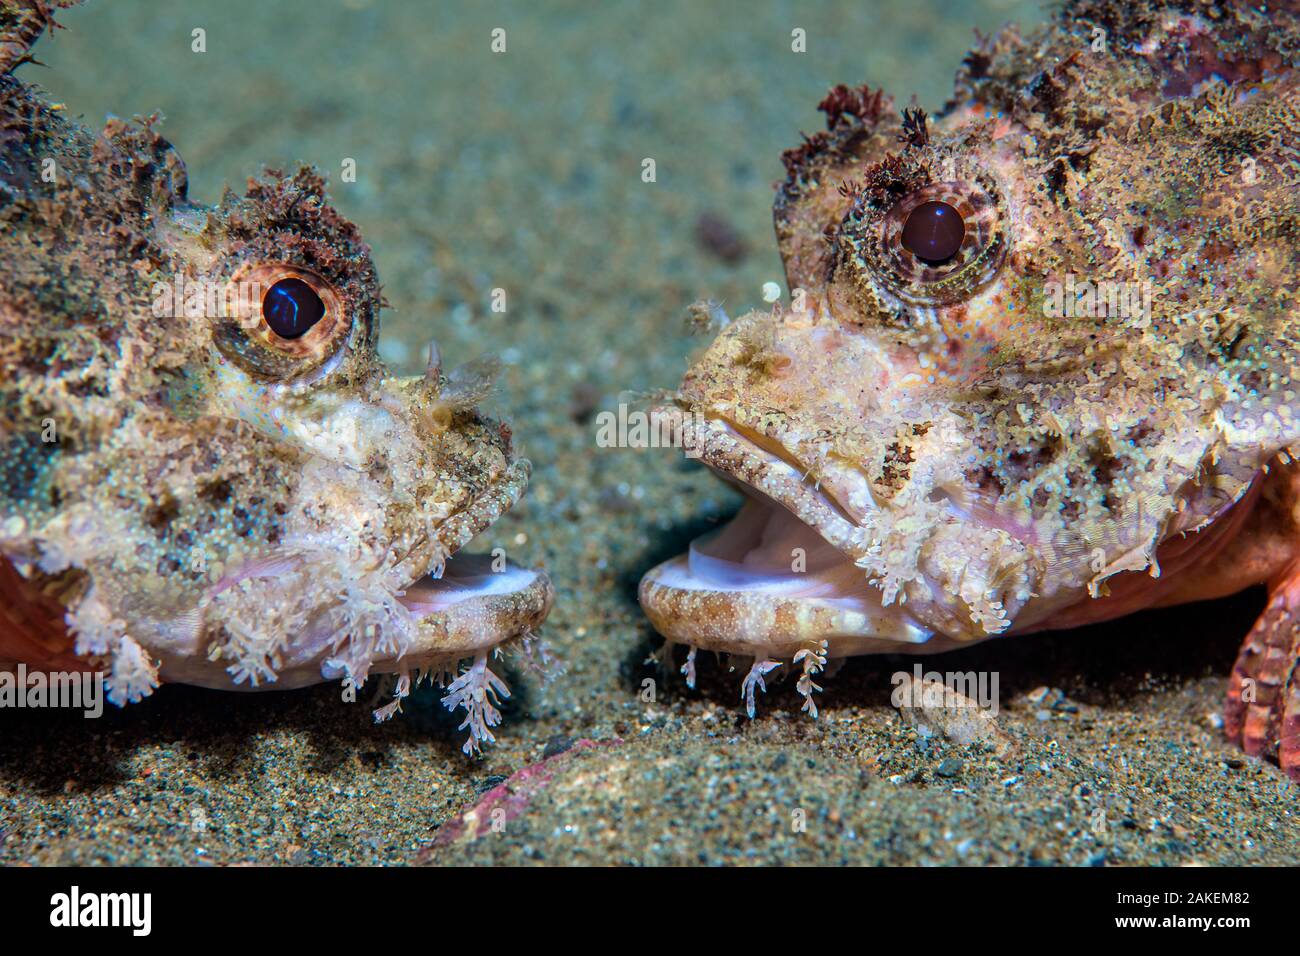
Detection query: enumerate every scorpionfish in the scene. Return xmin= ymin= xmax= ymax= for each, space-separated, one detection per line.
xmin=640 ymin=0 xmax=1300 ymax=778
xmin=0 ymin=1 xmax=552 ymax=752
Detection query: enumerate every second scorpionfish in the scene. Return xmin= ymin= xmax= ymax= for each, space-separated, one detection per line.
xmin=640 ymin=0 xmax=1300 ymax=777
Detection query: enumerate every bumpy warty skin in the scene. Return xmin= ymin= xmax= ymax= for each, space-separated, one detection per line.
xmin=640 ymin=0 xmax=1300 ymax=767
xmin=0 ymin=4 xmax=552 ymax=749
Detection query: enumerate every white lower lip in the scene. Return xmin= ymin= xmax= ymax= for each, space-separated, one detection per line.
xmin=399 ymin=553 xmax=542 ymax=616
xmin=641 ymin=494 xmax=937 ymax=649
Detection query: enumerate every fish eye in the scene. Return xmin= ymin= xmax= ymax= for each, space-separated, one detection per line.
xmin=263 ymin=277 xmax=325 ymax=340
xmin=901 ymin=200 xmax=964 ymax=264
xmin=214 ymin=263 xmax=352 ymax=380
xmin=839 ymin=170 xmax=1007 ymax=308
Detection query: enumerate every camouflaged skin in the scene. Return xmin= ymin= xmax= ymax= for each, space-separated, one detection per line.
xmin=673 ymin=0 xmax=1300 ymax=624
xmin=642 ymin=0 xmax=1300 ymax=772
xmin=0 ymin=3 xmax=550 ymax=727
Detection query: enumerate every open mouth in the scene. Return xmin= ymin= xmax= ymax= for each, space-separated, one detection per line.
xmin=402 ymin=553 xmax=546 ymax=616
xmin=374 ymin=459 xmax=554 ymax=751
xmin=393 ymin=457 xmax=553 ymax=656
xmin=394 ymin=548 xmax=553 ymax=660
xmin=190 ymin=457 xmax=553 ymax=702
xmin=218 ymin=454 xmax=559 ymax=753
xmin=368 ymin=457 xmax=555 ymax=671
xmin=639 ymin=406 xmax=937 ymax=658
xmin=642 ymin=404 xmax=1270 ymax=673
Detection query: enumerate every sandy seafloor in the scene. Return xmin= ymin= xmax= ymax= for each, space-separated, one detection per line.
xmin=1 ymin=0 xmax=1297 ymax=866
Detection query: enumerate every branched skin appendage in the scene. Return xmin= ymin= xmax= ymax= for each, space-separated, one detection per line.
xmin=369 ymin=629 xmax=557 ymax=753
xmin=0 ymin=9 xmax=553 ymax=751
xmin=740 ymin=658 xmax=780 ymax=720
xmin=439 ymin=650 xmax=511 ymax=755
xmin=793 ymin=640 xmax=827 ymax=717
xmin=640 ymin=0 xmax=1300 ymax=775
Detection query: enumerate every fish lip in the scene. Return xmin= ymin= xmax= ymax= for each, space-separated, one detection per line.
xmin=389 ymin=456 xmax=553 ymax=660
xmin=421 ymin=456 xmax=534 ymax=572
xmin=640 ymin=403 xmax=947 ymax=653
xmin=391 ymin=554 xmax=554 ymax=657
xmin=203 ymin=456 xmax=536 ymax=606
xmin=185 ymin=455 xmax=551 ymax=688
xmin=652 ymin=403 xmax=868 ymax=557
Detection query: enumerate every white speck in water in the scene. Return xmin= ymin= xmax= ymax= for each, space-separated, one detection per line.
xmin=761 ymin=281 xmax=782 ymax=302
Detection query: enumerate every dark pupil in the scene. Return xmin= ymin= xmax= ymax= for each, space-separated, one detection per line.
xmin=901 ymin=200 xmax=965 ymax=265
xmin=263 ymin=278 xmax=325 ymax=339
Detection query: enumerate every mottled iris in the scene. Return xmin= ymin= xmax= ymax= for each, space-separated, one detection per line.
xmin=837 ymin=171 xmax=1005 ymax=308
xmin=263 ymin=277 xmax=325 ymax=340
xmin=901 ymin=200 xmax=964 ymax=264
